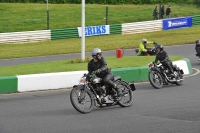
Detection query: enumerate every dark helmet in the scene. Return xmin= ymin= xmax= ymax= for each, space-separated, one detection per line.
xmin=156 ymin=44 xmax=164 ymax=51
xmin=196 ymin=40 xmax=200 ymax=44
xmin=91 ymin=48 xmax=102 ymax=59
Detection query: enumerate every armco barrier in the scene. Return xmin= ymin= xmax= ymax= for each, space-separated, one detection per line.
xmin=0 ymin=30 xmax=51 ymax=44
xmin=192 ymin=15 xmax=200 ymax=26
xmin=122 ymin=20 xmax=162 ymax=35
xmin=1 ymin=15 xmax=200 ymax=44
xmin=0 ymin=58 xmax=193 ymax=94
xmin=51 ymin=28 xmax=79 ymax=40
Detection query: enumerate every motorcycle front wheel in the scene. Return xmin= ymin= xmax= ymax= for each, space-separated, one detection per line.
xmin=70 ymin=86 xmax=94 ymax=114
xmin=148 ymin=71 xmax=163 ymax=89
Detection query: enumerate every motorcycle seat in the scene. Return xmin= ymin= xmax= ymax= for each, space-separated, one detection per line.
xmin=114 ymin=76 xmax=121 ymax=81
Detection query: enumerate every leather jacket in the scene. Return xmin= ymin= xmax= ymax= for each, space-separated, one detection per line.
xmin=88 ymin=57 xmax=111 ymax=77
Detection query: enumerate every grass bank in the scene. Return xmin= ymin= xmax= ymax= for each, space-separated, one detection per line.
xmin=0 ymin=26 xmax=199 ymax=59
xmin=0 ymin=3 xmax=199 ymax=32
xmin=0 ymin=56 xmax=183 ymax=76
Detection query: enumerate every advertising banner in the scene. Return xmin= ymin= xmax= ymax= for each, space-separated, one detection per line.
xmin=78 ymin=25 xmax=110 ymax=37
xmin=162 ymin=17 xmax=192 ymax=30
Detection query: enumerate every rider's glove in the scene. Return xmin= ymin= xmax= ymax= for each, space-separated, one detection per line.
xmin=153 ymin=41 xmax=157 ymax=44
xmin=93 ymin=69 xmax=101 ymax=74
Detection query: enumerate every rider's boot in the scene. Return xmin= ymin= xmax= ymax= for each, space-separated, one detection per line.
xmin=111 ymin=89 xmax=118 ymax=101
xmin=112 ymin=84 xmax=123 ymax=101
xmin=169 ymin=69 xmax=175 ymax=78
xmin=114 ymin=84 xmax=123 ymax=97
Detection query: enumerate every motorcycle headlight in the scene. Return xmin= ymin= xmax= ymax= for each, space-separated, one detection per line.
xmin=148 ymin=62 xmax=154 ymax=68
xmin=79 ymin=77 xmax=86 ymax=83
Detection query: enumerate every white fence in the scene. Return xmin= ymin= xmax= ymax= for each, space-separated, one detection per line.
xmin=0 ymin=20 xmax=163 ymax=44
xmin=0 ymin=30 xmax=51 ymax=44
xmin=122 ymin=20 xmax=163 ymax=34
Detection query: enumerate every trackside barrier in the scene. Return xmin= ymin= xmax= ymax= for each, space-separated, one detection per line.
xmin=111 ymin=67 xmax=140 ymax=82
xmin=122 ymin=20 xmax=162 ymax=35
xmin=0 ymin=58 xmax=193 ymax=94
xmin=138 ymin=66 xmax=149 ymax=81
xmin=0 ymin=30 xmax=51 ymax=44
xmin=1 ymin=14 xmax=200 ymax=44
xmin=183 ymin=58 xmax=193 ymax=74
xmin=192 ymin=15 xmax=200 ymax=26
xmin=0 ymin=76 xmax=18 ymax=94
xmin=17 ymin=71 xmax=87 ymax=92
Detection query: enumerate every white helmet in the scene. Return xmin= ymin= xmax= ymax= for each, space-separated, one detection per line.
xmin=91 ymin=48 xmax=102 ymax=59
xmin=142 ymin=38 xmax=147 ymax=44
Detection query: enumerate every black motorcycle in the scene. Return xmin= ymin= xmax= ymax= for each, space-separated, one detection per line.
xmin=70 ymin=73 xmax=136 ymax=113
xmin=135 ymin=43 xmax=158 ymax=56
xmin=148 ymin=61 xmax=184 ymax=89
xmin=195 ymin=47 xmax=200 ymax=61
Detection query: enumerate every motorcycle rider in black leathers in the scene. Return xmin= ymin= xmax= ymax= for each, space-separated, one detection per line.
xmin=88 ymin=48 xmax=122 ymax=100
xmin=195 ymin=40 xmax=200 ymax=60
xmin=154 ymin=44 xmax=175 ymax=77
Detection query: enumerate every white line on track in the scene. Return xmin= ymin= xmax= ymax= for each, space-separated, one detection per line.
xmin=184 ymin=68 xmax=200 ymax=78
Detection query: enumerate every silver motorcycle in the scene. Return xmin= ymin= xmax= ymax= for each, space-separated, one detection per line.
xmin=70 ymin=73 xmax=136 ymax=113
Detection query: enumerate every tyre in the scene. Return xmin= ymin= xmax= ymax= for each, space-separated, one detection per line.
xmin=116 ymin=81 xmax=134 ymax=107
xmin=148 ymin=71 xmax=163 ymax=89
xmin=176 ymin=71 xmax=183 ymax=85
xmin=70 ymin=86 xmax=94 ymax=114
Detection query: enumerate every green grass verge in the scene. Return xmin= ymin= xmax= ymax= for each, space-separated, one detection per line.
xmin=0 ymin=56 xmax=183 ymax=76
xmin=0 ymin=25 xmax=199 ymax=59
xmin=0 ymin=3 xmax=200 ymax=33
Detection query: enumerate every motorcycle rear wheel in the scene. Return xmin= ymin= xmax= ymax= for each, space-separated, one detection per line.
xmin=116 ymin=81 xmax=134 ymax=107
xmin=148 ymin=71 xmax=163 ymax=89
xmin=70 ymin=86 xmax=94 ymax=114
xmin=176 ymin=71 xmax=183 ymax=85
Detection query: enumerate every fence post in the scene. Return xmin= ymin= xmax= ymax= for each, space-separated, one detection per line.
xmin=106 ymin=6 xmax=108 ymax=25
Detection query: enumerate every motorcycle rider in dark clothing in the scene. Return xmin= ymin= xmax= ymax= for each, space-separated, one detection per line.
xmin=154 ymin=44 xmax=175 ymax=77
xmin=88 ymin=48 xmax=122 ymax=99
xmin=195 ymin=40 xmax=200 ymax=60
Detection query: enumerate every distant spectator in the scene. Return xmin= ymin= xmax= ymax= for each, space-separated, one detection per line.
xmin=161 ymin=5 xmax=165 ymax=19
xmin=166 ymin=5 xmax=171 ymax=19
xmin=153 ymin=6 xmax=158 ymax=20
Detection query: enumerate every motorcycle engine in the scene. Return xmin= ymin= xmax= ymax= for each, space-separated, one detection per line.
xmin=96 ymin=85 xmax=106 ymax=97
xmin=91 ymin=77 xmax=102 ymax=84
xmin=174 ymin=71 xmax=178 ymax=78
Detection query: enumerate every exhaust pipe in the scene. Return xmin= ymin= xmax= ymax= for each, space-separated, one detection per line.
xmin=163 ymin=73 xmax=177 ymax=83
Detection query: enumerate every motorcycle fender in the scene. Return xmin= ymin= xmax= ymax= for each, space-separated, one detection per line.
xmin=129 ymin=83 xmax=136 ymax=91
xmin=180 ymin=69 xmax=184 ymax=74
xmin=73 ymin=85 xmax=77 ymax=88
xmin=73 ymin=85 xmax=85 ymax=90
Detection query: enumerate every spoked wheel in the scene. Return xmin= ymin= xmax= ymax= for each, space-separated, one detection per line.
xmin=148 ymin=71 xmax=163 ymax=89
xmin=70 ymin=86 xmax=94 ymax=114
xmin=116 ymin=81 xmax=133 ymax=107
